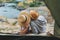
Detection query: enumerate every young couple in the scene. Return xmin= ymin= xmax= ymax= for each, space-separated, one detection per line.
xmin=18 ymin=10 xmax=47 ymax=34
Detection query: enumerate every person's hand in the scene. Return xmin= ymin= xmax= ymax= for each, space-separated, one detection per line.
xmin=47 ymin=30 xmax=54 ymax=36
xmin=19 ymin=22 xmax=29 ymax=35
xmin=24 ymin=22 xmax=29 ymax=28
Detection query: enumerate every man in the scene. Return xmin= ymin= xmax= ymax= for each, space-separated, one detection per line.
xmin=29 ymin=10 xmax=47 ymax=33
xmin=44 ymin=0 xmax=60 ymax=36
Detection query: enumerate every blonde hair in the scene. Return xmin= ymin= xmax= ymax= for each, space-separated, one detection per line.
xmin=30 ymin=10 xmax=39 ymax=20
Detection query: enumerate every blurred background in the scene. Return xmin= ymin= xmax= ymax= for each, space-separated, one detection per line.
xmin=0 ymin=0 xmax=46 ymax=18
xmin=0 ymin=0 xmax=54 ymax=36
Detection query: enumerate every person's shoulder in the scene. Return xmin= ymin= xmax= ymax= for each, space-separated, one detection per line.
xmin=38 ymin=15 xmax=47 ymax=22
xmin=38 ymin=15 xmax=45 ymax=19
xmin=39 ymin=15 xmax=44 ymax=17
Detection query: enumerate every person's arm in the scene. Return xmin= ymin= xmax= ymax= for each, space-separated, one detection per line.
xmin=20 ymin=26 xmax=28 ymax=34
xmin=19 ymin=22 xmax=29 ymax=34
xmin=38 ymin=15 xmax=47 ymax=23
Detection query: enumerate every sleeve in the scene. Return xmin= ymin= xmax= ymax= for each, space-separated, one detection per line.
xmin=30 ymin=21 xmax=39 ymax=34
xmin=34 ymin=20 xmax=46 ymax=33
xmin=30 ymin=20 xmax=44 ymax=34
xmin=38 ymin=16 xmax=47 ymax=32
xmin=38 ymin=15 xmax=47 ymax=23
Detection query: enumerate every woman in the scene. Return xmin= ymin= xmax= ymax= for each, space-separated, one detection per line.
xmin=18 ymin=11 xmax=31 ymax=34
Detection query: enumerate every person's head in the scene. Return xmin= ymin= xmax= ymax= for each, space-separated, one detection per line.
xmin=30 ymin=10 xmax=39 ymax=20
xmin=18 ymin=15 xmax=27 ymax=23
xmin=18 ymin=11 xmax=31 ymax=26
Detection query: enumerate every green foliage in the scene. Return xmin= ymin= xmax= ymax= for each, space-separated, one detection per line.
xmin=0 ymin=0 xmax=2 ymax=3
xmin=29 ymin=0 xmax=41 ymax=7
